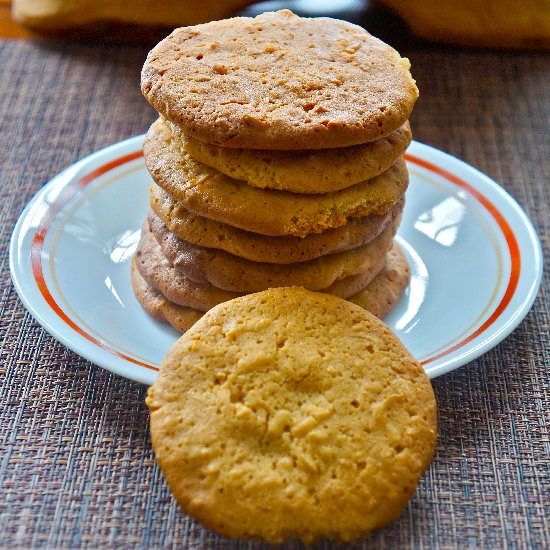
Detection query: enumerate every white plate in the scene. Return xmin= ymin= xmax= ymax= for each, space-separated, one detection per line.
xmin=9 ymin=137 xmax=543 ymax=385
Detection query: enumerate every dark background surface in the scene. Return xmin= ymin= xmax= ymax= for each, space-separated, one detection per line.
xmin=0 ymin=3 xmax=549 ymax=547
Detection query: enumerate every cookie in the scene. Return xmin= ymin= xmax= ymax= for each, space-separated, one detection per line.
xmin=131 ymin=257 xmax=202 ymax=332
xmin=171 ymin=120 xmax=412 ymax=193
xmin=144 ymin=118 xmax=409 ymax=237
xmin=150 ymin=187 xmax=404 ymax=264
xmin=133 ymin=241 xmax=410 ymax=332
xmin=135 ymin=222 xmax=387 ymax=309
xmin=146 ymin=287 xmax=437 ymax=543
xmin=149 ymin=213 xmax=395 ymax=292
xmin=141 ymin=10 xmax=418 ymax=149
xmin=349 ymin=242 xmax=410 ymax=318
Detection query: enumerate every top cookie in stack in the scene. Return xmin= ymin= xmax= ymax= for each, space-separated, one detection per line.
xmin=141 ymin=9 xmax=417 ymax=150
xmin=133 ymin=9 xmax=418 ymax=332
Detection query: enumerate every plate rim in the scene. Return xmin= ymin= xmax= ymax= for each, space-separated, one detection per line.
xmin=9 ymin=137 xmax=544 ymax=384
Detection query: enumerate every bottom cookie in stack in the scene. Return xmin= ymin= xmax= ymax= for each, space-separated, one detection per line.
xmin=131 ymin=214 xmax=410 ymax=333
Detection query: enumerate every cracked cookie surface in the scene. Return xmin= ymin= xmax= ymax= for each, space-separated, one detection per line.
xmin=141 ymin=10 xmax=418 ymax=149
xmin=147 ymin=287 xmax=436 ymax=542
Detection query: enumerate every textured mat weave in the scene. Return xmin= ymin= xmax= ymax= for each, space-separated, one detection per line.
xmin=0 ymin=40 xmax=548 ymax=548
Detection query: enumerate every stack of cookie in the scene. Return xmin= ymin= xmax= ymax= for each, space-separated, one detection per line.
xmin=132 ymin=9 xmax=418 ymax=332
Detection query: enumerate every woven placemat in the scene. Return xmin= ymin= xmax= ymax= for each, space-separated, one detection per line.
xmin=0 ymin=40 xmax=548 ymax=548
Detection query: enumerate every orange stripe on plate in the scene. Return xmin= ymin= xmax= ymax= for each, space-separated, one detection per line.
xmin=31 ymin=150 xmax=158 ymax=371
xmin=405 ymin=153 xmax=521 ymax=366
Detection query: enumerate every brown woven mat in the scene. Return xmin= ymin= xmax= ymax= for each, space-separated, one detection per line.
xmin=0 ymin=39 xmax=548 ymax=548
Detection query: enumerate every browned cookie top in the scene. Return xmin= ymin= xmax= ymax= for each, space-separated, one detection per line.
xmin=141 ymin=10 xmax=418 ymax=149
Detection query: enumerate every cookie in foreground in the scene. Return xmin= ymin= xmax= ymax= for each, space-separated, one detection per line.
xmin=146 ymin=287 xmax=437 ymax=543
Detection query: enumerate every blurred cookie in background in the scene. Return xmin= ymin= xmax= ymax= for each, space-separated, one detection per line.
xmin=11 ymin=0 xmax=257 ymax=40
xmin=12 ymin=0 xmax=550 ymax=48
xmin=375 ymin=0 xmax=550 ymax=49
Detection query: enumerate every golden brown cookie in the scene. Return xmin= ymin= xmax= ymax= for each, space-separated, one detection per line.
xmin=170 ymin=120 xmax=412 ymax=193
xmin=150 ymin=187 xmax=404 ymax=263
xmin=131 ymin=257 xmax=202 ymax=332
xmin=147 ymin=287 xmax=437 ymax=543
xmin=135 ymin=221 xmax=387 ymax=308
xmin=349 ymin=242 xmax=410 ymax=318
xmin=141 ymin=10 xmax=418 ymax=149
xmin=149 ymin=213 xmax=395 ymax=292
xmin=133 ymin=241 xmax=410 ymax=333
xmin=144 ymin=118 xmax=409 ymax=237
